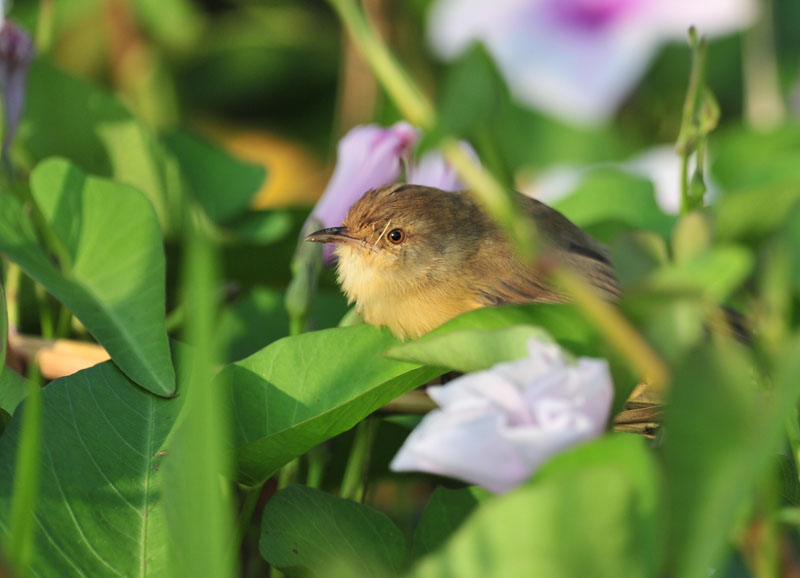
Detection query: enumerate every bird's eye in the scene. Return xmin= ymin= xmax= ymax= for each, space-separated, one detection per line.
xmin=387 ymin=228 xmax=405 ymax=244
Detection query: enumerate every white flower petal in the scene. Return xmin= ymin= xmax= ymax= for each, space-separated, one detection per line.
xmin=391 ymin=338 xmax=614 ymax=493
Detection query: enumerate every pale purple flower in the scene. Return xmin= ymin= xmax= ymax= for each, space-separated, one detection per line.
xmin=307 ymin=122 xmax=480 ymax=261
xmin=0 ymin=21 xmax=34 ymax=157
xmin=390 ymin=339 xmax=613 ymax=493
xmin=428 ymin=0 xmax=757 ymax=125
xmin=406 ymin=142 xmax=479 ymax=191
xmin=309 ymin=121 xmax=419 ymax=232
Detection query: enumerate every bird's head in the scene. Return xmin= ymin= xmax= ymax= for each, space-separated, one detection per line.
xmin=305 ymin=184 xmax=485 ymax=300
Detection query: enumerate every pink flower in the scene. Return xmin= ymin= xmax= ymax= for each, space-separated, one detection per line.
xmin=390 ymin=339 xmax=613 ymax=493
xmin=428 ymin=0 xmax=757 ymax=125
xmin=307 ymin=122 xmax=479 ymax=260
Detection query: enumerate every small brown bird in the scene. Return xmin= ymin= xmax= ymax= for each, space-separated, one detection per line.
xmin=306 ymin=184 xmax=619 ymax=339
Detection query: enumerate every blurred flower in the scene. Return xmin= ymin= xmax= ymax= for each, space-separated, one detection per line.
xmin=0 ymin=21 xmax=34 ymax=157
xmin=520 ymin=145 xmax=717 ymax=215
xmin=428 ymin=0 xmax=757 ymax=125
xmin=390 ymin=339 xmax=613 ymax=493
xmin=307 ymin=121 xmax=479 ymax=260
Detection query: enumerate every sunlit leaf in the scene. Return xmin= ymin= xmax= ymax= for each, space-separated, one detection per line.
xmin=385 ymin=325 xmax=551 ymax=373
xmin=0 ymin=361 xmax=182 ymax=576
xmin=222 ymin=325 xmax=443 ymax=487
xmin=0 ymin=158 xmax=175 ymax=396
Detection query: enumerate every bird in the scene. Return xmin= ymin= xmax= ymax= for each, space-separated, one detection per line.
xmin=306 ymin=183 xmax=619 ymax=339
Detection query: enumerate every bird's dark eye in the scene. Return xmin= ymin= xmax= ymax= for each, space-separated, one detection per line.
xmin=387 ymin=228 xmax=405 ymax=244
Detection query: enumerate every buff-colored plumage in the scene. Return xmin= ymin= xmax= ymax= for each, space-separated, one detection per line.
xmin=307 ymin=184 xmax=619 ymax=339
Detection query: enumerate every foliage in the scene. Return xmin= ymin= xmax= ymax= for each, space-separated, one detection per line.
xmin=1 ymin=0 xmax=800 ymax=576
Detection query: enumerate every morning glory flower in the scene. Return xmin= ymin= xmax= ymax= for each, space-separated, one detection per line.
xmin=0 ymin=20 xmax=34 ymax=158
xmin=306 ymin=121 xmax=480 ymax=260
xmin=428 ymin=0 xmax=757 ymax=125
xmin=390 ymin=338 xmax=613 ymax=493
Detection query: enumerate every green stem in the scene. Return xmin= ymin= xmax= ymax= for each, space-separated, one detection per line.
xmin=340 ymin=417 xmax=379 ymax=503
xmin=305 ymin=445 xmax=328 ymax=489
xmin=7 ymin=376 xmax=42 ymax=578
xmin=326 ymin=0 xmax=434 ymax=129
xmin=742 ymin=0 xmax=785 ymax=128
xmin=277 ymin=458 xmax=300 ymax=490
xmin=4 ymin=262 xmax=20 ymax=333
xmin=35 ymin=0 xmax=55 ymax=55
xmin=34 ymin=285 xmax=53 ymax=340
xmin=233 ymin=487 xmax=261 ymax=550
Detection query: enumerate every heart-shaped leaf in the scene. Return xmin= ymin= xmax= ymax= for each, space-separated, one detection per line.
xmin=19 ymin=62 xmax=182 ymax=234
xmin=260 ymin=485 xmax=408 ymax=577
xmin=0 ymin=158 xmax=175 ymax=396
xmin=0 ymin=361 xmax=182 ymax=576
xmin=221 ymin=325 xmax=444 ymax=487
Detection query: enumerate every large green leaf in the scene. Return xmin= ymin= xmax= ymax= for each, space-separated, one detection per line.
xmin=385 ymin=325 xmax=551 ymax=373
xmin=664 ymin=340 xmax=800 ymax=578
xmin=221 ymin=325 xmax=444 ymax=487
xmin=407 ymin=435 xmax=661 ymax=578
xmin=412 ymin=487 xmax=490 ymax=561
xmin=0 ymin=158 xmax=175 ymax=396
xmin=162 ymin=129 xmax=266 ymax=225
xmin=0 ymin=361 xmax=182 ymax=576
xmin=18 ymin=61 xmax=182 ymax=233
xmin=260 ymin=485 xmax=408 ymax=577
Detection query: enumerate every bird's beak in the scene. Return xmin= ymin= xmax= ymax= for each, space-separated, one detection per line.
xmin=305 ymin=226 xmax=362 ymax=247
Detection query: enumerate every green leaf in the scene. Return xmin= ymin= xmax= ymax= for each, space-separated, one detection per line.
xmin=0 ymin=368 xmax=30 ymax=415
xmin=162 ymin=129 xmax=266 ymax=225
xmin=19 ymin=61 xmax=183 ymax=233
xmin=664 ymin=340 xmax=800 ymax=578
xmin=0 ymin=281 xmax=6 ymax=369
xmin=712 ymin=124 xmax=800 ymax=193
xmin=0 ymin=360 xmax=183 ymax=576
xmin=643 ymin=245 xmax=753 ymax=302
xmin=408 ymin=304 xmax=601 ymax=357
xmin=714 ymin=183 xmax=800 ymax=242
xmin=259 ymin=485 xmax=408 ymax=577
xmin=222 ymin=325 xmax=444 ymax=487
xmin=552 ymin=168 xmax=676 ymax=240
xmin=407 ymin=435 xmax=661 ymax=578
xmin=0 ymin=158 xmax=175 ymax=396
xmin=385 ymin=325 xmax=551 ymax=373
xmin=412 ymin=487 xmax=490 ymax=561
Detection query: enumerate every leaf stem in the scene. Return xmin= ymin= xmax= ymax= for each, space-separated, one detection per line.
xmin=340 ymin=417 xmax=378 ymax=502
